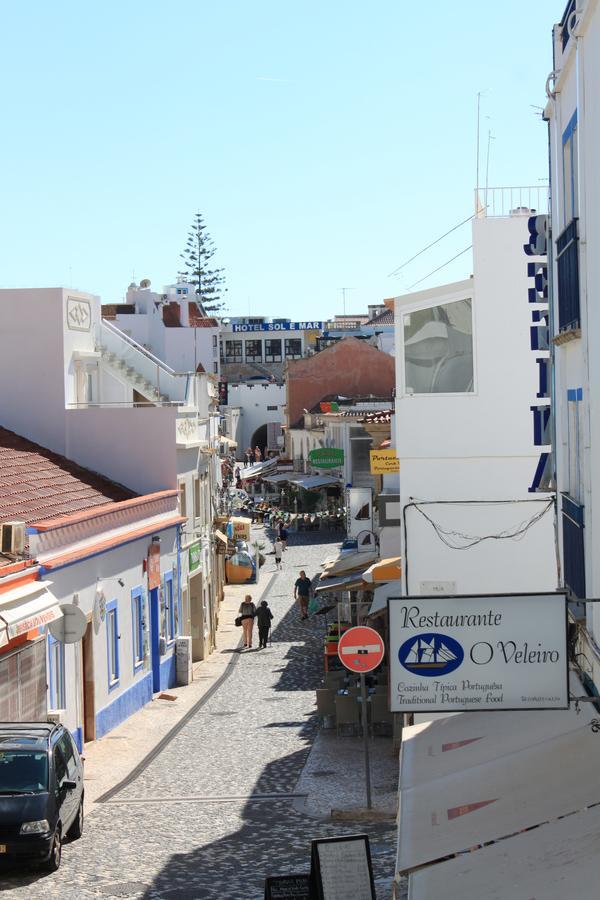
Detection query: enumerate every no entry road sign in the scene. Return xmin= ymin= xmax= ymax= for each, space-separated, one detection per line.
xmin=337 ymin=625 xmax=385 ymax=673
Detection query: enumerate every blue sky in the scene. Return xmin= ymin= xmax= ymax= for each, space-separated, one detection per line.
xmin=0 ymin=1 xmax=560 ymax=319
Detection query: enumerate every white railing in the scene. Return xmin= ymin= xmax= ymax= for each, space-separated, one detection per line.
xmin=97 ymin=319 xmax=190 ymax=402
xmin=475 ymin=186 xmax=549 ymax=218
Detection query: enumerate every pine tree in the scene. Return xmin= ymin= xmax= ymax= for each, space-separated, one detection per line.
xmin=178 ymin=212 xmax=227 ymax=314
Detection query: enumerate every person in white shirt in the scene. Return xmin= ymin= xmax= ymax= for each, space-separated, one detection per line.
xmin=274 ymin=539 xmax=284 ymax=570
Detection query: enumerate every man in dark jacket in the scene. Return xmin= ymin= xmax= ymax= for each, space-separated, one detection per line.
xmin=256 ymin=600 xmax=274 ymax=649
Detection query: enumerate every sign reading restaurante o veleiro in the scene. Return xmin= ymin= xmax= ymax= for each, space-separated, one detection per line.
xmin=388 ymin=593 xmax=568 ymax=712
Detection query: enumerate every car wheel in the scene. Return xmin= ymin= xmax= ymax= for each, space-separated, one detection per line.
xmin=45 ymin=827 xmax=62 ymax=872
xmin=67 ymin=798 xmax=84 ymax=840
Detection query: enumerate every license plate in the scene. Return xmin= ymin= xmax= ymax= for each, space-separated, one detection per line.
xmin=0 ymin=845 xmax=6 ymax=853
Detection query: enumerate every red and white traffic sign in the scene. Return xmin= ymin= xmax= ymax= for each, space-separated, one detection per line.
xmin=337 ymin=625 xmax=385 ymax=673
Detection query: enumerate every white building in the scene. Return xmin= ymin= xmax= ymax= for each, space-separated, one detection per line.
xmin=224 ymin=382 xmax=285 ymax=459
xmin=104 ymin=278 xmax=221 ymax=376
xmin=545 ymin=0 xmax=600 ymax=691
xmin=219 ymin=316 xmax=323 ymax=382
xmin=0 ymin=286 xmax=224 ymax=687
xmin=393 ymin=201 xmax=557 ymax=596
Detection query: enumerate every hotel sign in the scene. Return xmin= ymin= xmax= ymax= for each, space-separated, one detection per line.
xmin=231 ymin=321 xmax=323 ymax=333
xmin=388 ymin=593 xmax=568 ymax=712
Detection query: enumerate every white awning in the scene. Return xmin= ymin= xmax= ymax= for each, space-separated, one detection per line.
xmin=321 ymin=551 xmax=379 ymax=578
xmin=0 ymin=582 xmax=62 ymax=647
xmin=368 ymin=584 xmax=389 ymax=616
xmin=293 ymin=475 xmax=342 ymax=490
xmin=396 ymin=677 xmax=599 ymax=874
xmin=262 ymin=473 xmax=295 ymax=485
xmin=408 ymin=802 xmax=600 ymax=900
xmin=220 ymin=436 xmax=238 ymax=448
xmin=241 ymin=458 xmax=279 ymax=479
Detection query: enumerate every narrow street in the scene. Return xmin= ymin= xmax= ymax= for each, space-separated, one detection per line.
xmin=0 ymin=531 xmax=397 ymax=899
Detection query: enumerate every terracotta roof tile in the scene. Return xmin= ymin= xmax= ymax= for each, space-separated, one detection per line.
xmin=0 ymin=428 xmax=135 ymax=525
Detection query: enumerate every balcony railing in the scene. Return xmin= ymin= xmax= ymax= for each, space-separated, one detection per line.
xmin=556 ymin=218 xmax=580 ymax=333
xmin=562 ymin=494 xmax=586 ymax=600
xmin=474 ymin=186 xmax=548 ymax=218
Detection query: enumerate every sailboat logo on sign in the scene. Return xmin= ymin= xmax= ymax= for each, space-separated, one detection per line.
xmin=399 ymin=633 xmax=464 ymax=677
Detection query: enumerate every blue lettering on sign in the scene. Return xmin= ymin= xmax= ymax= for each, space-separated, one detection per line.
xmin=399 ymin=633 xmax=464 ymax=677
xmin=524 ymin=215 xmax=552 ymax=493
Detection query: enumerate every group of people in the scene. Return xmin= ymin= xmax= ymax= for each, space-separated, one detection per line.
xmin=238 ymin=595 xmax=273 ymax=649
xmin=245 ymin=446 xmax=263 ymax=465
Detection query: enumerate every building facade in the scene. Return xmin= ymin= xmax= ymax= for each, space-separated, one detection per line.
xmin=546 ymin=0 xmax=600 ymax=691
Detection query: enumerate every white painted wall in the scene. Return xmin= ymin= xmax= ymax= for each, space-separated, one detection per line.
xmin=548 ymin=1 xmax=600 ymax=645
xmin=394 ymin=214 xmax=556 ymax=595
xmin=225 ymin=382 xmax=285 ymax=456
xmin=42 ymin=526 xmax=178 ymax=738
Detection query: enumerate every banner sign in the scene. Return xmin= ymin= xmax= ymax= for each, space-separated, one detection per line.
xmin=388 ymin=593 xmax=568 ymax=712
xmin=369 ymin=448 xmax=399 ymax=474
xmin=188 ymin=541 xmax=201 ymax=572
xmin=232 ymin=321 xmax=323 ymax=333
xmin=309 ymin=448 xmax=344 ymax=469
xmin=346 ymin=487 xmax=373 ymax=538
xmin=148 ymin=542 xmax=161 ymax=591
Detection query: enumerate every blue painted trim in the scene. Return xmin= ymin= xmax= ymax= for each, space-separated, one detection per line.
xmin=106 ymin=599 xmax=120 ymax=693
xmin=562 ymin=109 xmax=578 ymax=223
xmin=95 ymin=672 xmax=153 ymax=739
xmin=567 ymin=387 xmax=583 ymax=402
xmin=71 ymin=727 xmax=83 ymax=754
xmin=26 ymin=527 xmax=38 ymax=535
xmin=150 ymin=587 xmax=161 ymax=693
xmin=47 ymin=633 xmax=65 ymax=710
xmin=577 ymin=387 xmax=583 ymax=401
xmin=159 ymin=653 xmax=177 ymax=691
xmin=131 ymin=586 xmax=144 ymax=673
xmin=562 ymin=109 xmax=578 ymax=145
xmin=176 ymin=532 xmax=182 ymax=639
xmin=37 ymin=523 xmax=182 ymax=575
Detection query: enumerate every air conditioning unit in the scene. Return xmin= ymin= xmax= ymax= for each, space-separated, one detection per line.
xmin=1 ymin=520 xmax=26 ymax=556
xmin=47 ymin=710 xmax=66 ymax=725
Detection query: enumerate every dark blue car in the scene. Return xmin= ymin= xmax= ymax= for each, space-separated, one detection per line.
xmin=0 ymin=722 xmax=84 ymax=871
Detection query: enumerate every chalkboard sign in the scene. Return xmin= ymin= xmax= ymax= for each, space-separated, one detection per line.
xmin=310 ymin=834 xmax=375 ymax=900
xmin=264 ymin=873 xmax=311 ymax=899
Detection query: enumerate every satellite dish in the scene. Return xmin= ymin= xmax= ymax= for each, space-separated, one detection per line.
xmin=140 ymin=278 xmax=151 ymax=288
xmin=48 ymin=604 xmax=88 ymax=644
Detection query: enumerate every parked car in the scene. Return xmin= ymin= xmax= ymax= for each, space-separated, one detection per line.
xmin=0 ymin=722 xmax=84 ymax=871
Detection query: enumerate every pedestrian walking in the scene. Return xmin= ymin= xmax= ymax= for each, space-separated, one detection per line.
xmin=256 ymin=600 xmax=273 ymax=649
xmin=294 ymin=570 xmax=312 ymax=620
xmin=278 ymin=522 xmax=289 ymax=550
xmin=245 ymin=447 xmax=253 ymax=466
xmin=274 ymin=538 xmax=284 ymax=570
xmin=238 ymin=594 xmax=256 ymax=648
xmin=254 ymin=445 xmax=262 ymax=462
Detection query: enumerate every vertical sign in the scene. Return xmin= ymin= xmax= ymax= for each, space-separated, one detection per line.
xmin=148 ymin=542 xmax=161 ymax=590
xmin=346 ymin=488 xmax=373 ymax=538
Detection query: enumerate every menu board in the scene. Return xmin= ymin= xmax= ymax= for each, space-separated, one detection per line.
xmin=264 ymin=874 xmax=311 ymax=899
xmin=311 ymin=835 xmax=375 ymax=900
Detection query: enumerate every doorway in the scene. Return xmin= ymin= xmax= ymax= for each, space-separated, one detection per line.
xmin=82 ymin=623 xmax=96 ymax=743
xmin=189 ymin=571 xmax=205 ymax=662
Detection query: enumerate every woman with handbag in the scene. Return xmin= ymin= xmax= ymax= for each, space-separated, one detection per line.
xmin=238 ymin=594 xmax=257 ymax=649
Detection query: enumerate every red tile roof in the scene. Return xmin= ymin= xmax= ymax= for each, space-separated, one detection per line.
xmin=0 ymin=428 xmax=135 ymax=525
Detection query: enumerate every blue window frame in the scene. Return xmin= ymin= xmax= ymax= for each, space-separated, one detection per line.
xmin=131 ymin=587 xmax=144 ymax=673
xmin=106 ymin=599 xmax=120 ymax=691
xmin=567 ymin=388 xmax=584 ymax=503
xmin=164 ymin=572 xmax=175 ymax=645
xmin=48 ymin=634 xmax=65 ymax=710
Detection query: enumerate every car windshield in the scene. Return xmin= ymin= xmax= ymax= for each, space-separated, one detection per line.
xmin=0 ymin=750 xmax=48 ymax=793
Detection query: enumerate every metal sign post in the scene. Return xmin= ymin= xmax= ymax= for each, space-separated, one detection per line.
xmin=360 ymin=672 xmax=372 ymax=809
xmin=337 ymin=625 xmax=385 ymax=812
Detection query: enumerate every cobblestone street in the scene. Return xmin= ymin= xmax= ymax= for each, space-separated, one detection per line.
xmin=0 ymin=530 xmax=397 ymax=899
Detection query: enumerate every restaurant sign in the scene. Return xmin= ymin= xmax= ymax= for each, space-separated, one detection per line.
xmin=189 ymin=541 xmax=201 ymax=572
xmin=308 ymin=447 xmax=344 ymax=469
xmin=369 ymin=448 xmax=399 ymax=474
xmin=388 ymin=593 xmax=568 ymax=712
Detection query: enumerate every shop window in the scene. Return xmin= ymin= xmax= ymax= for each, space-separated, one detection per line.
xmin=131 ymin=587 xmax=144 ymax=671
xmin=265 ymin=339 xmax=282 ymax=362
xmin=285 ymin=338 xmax=302 ymax=359
xmin=567 ymin=388 xmax=584 ymax=503
xmin=403 ymin=298 xmax=474 ymax=394
xmin=245 ymin=339 xmax=263 ymax=362
xmin=563 ymin=111 xmax=578 ymax=227
xmin=224 ymin=340 xmax=243 ymax=363
xmin=106 ymin=600 xmax=120 ymax=690
xmin=48 ymin=635 xmax=65 ymax=710
xmin=212 ymin=334 xmax=218 ymax=348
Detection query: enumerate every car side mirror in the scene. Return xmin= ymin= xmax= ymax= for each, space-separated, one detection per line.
xmin=63 ymin=780 xmax=77 ymax=791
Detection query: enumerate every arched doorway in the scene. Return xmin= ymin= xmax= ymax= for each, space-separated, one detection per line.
xmin=250 ymin=424 xmax=268 ymax=459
